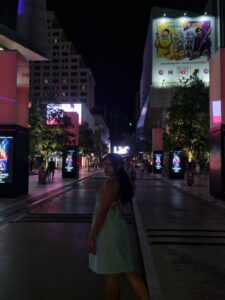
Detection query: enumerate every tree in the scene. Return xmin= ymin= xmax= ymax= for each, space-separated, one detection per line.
xmin=79 ymin=122 xmax=94 ymax=155
xmin=165 ymin=72 xmax=209 ymax=160
xmin=29 ymin=99 xmax=74 ymax=162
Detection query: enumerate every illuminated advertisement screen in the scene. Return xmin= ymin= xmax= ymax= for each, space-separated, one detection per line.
xmin=170 ymin=151 xmax=183 ymax=174
xmin=152 ymin=16 xmax=215 ymax=84
xmin=64 ymin=149 xmax=76 ymax=173
xmin=113 ymin=146 xmax=130 ymax=155
xmin=153 ymin=151 xmax=163 ymax=171
xmin=0 ymin=136 xmax=13 ymax=184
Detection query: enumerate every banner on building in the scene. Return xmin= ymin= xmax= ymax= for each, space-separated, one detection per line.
xmin=152 ymin=16 xmax=215 ymax=84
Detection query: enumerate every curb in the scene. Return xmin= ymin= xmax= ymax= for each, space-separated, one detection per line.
xmin=132 ymin=197 xmax=164 ymax=300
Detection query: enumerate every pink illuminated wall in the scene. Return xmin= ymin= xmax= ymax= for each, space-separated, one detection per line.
xmin=152 ymin=128 xmax=163 ymax=151
xmin=209 ymin=48 xmax=225 ymax=128
xmin=0 ymin=51 xmax=29 ymax=127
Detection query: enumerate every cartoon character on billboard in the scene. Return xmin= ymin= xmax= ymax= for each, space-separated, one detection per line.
xmin=155 ymin=28 xmax=172 ymax=58
xmin=184 ymin=30 xmax=195 ymax=58
xmin=190 ymin=27 xmax=212 ymax=60
xmin=171 ymin=30 xmax=185 ymax=60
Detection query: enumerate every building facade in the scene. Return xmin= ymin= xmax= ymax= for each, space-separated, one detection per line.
xmin=29 ymin=11 xmax=95 ymax=110
xmin=137 ymin=6 xmax=215 ymax=147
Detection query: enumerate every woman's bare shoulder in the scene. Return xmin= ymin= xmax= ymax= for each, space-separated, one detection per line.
xmin=104 ymin=177 xmax=119 ymax=189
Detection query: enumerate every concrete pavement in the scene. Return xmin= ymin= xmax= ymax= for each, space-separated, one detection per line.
xmin=0 ymin=167 xmax=101 ymax=220
xmin=133 ymin=170 xmax=225 ymax=300
xmin=1 ymin=168 xmax=225 ymax=299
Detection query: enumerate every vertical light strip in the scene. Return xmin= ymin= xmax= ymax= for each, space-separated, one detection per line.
xmin=17 ymin=0 xmax=24 ymax=16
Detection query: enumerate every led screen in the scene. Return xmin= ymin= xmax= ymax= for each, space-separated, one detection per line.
xmin=0 ymin=136 xmax=13 ymax=183
xmin=170 ymin=151 xmax=183 ymax=174
xmin=113 ymin=146 xmax=130 ymax=155
xmin=153 ymin=152 xmax=163 ymax=170
xmin=64 ymin=149 xmax=76 ymax=173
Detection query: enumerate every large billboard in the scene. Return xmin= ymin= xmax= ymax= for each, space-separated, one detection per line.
xmin=152 ymin=16 xmax=215 ymax=84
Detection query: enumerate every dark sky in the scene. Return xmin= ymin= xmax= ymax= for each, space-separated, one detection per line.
xmin=46 ymin=0 xmax=208 ymax=139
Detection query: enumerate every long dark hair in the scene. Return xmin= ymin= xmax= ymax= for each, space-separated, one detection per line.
xmin=103 ymin=153 xmax=134 ymax=205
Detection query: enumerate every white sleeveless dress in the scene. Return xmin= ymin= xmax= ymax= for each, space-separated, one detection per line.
xmin=89 ymin=188 xmax=134 ymax=274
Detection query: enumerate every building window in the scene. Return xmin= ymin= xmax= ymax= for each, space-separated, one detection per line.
xmin=34 ymin=79 xmax=40 ymax=83
xmin=81 ymin=85 xmax=86 ymax=91
xmin=80 ymin=92 xmax=87 ymax=96
xmin=62 ymin=79 xmax=68 ymax=84
xmin=44 ymin=79 xmax=49 ymax=84
xmin=71 ymin=65 xmax=77 ymax=69
xmin=53 ymin=38 xmax=59 ymax=44
xmin=80 ymin=72 xmax=87 ymax=76
xmin=61 ymin=92 xmax=68 ymax=97
xmin=80 ymin=78 xmax=87 ymax=83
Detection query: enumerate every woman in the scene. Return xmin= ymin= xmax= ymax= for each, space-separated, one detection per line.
xmin=88 ymin=153 xmax=150 ymax=300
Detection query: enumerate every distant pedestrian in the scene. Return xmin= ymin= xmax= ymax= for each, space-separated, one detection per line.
xmin=88 ymin=153 xmax=150 ymax=300
xmin=29 ymin=158 xmax=34 ymax=173
xmin=47 ymin=158 xmax=56 ymax=181
xmin=140 ymin=161 xmax=145 ymax=179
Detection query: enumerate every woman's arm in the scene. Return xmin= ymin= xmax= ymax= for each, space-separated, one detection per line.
xmin=88 ymin=179 xmax=119 ymax=253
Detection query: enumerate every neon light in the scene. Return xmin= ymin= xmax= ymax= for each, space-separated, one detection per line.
xmin=0 ymin=96 xmax=16 ymax=103
xmin=17 ymin=0 xmax=24 ymax=16
xmin=212 ymin=100 xmax=221 ymax=124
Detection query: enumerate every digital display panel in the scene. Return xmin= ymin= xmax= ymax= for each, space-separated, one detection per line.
xmin=113 ymin=146 xmax=130 ymax=155
xmin=153 ymin=151 xmax=163 ymax=172
xmin=0 ymin=136 xmax=14 ymax=184
xmin=64 ymin=149 xmax=76 ymax=173
xmin=170 ymin=151 xmax=183 ymax=174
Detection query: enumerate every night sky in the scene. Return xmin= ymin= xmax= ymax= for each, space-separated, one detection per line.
xmin=46 ymin=0 xmax=208 ymax=141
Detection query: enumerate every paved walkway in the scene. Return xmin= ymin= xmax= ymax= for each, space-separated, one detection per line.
xmin=0 ymin=167 xmax=101 ymax=218
xmin=1 ymin=168 xmax=225 ymax=299
xmin=133 ymin=170 xmax=225 ymax=300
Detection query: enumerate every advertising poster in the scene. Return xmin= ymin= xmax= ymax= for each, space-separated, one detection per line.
xmin=62 ymin=148 xmax=79 ymax=178
xmin=152 ymin=16 xmax=215 ymax=84
xmin=153 ymin=151 xmax=163 ymax=173
xmin=169 ymin=150 xmax=184 ymax=179
xmin=64 ymin=149 xmax=76 ymax=173
xmin=0 ymin=136 xmax=13 ymax=184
